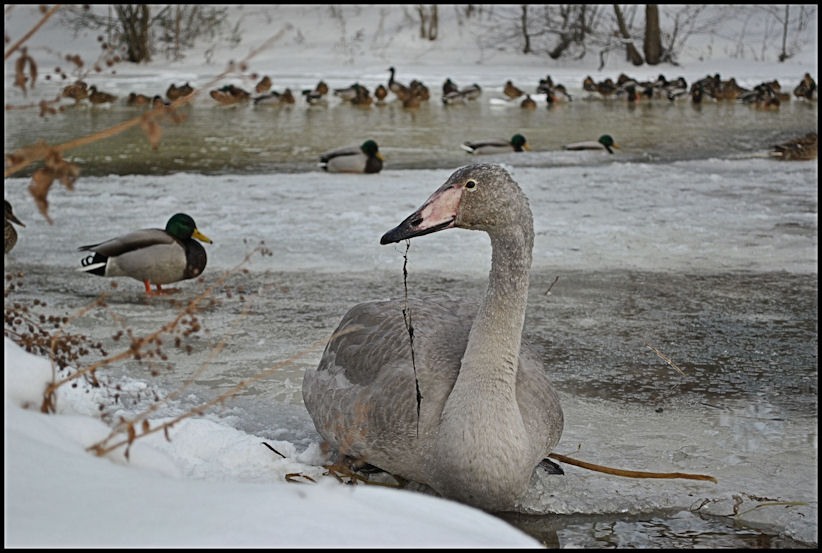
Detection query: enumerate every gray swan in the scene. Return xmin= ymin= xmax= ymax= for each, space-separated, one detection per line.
xmin=302 ymin=163 xmax=564 ymax=511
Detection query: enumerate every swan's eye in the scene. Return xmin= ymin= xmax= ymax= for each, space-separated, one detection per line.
xmin=465 ymin=180 xmax=477 ymax=190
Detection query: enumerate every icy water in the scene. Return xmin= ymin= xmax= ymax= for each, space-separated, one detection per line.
xmin=4 ymin=95 xmax=818 ymax=547
xmin=4 ymin=90 xmax=819 ymax=175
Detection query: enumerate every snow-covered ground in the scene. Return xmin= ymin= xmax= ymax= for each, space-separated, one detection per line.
xmin=4 ymin=4 xmax=818 ymax=548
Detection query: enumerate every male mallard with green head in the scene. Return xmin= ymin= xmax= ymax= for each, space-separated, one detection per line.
xmin=78 ymin=213 xmax=212 ymax=296
xmin=461 ymin=134 xmax=530 ymax=155
xmin=564 ymin=134 xmax=619 ymax=154
xmin=320 ymin=140 xmax=384 ymax=173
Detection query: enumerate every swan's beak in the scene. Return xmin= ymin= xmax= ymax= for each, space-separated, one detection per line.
xmin=380 ymin=184 xmax=462 ymax=244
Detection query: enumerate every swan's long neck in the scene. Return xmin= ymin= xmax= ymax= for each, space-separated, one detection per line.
xmin=460 ymin=225 xmax=532 ymax=393
xmin=433 ymin=202 xmax=535 ymax=508
xmin=441 ymin=200 xmax=534 ymax=425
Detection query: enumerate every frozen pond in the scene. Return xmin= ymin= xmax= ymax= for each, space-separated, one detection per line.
xmin=3 ymin=61 xmax=819 ymax=548
xmin=5 ymin=154 xmax=817 ymax=547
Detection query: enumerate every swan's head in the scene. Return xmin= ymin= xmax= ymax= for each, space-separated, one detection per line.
xmin=380 ymin=163 xmax=528 ymax=244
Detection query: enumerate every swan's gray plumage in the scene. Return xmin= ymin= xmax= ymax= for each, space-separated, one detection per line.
xmin=302 ymin=163 xmax=563 ymax=511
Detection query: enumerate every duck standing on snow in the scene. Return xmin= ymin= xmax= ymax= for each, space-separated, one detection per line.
xmin=5 ymin=200 xmax=25 ymax=254
xmin=302 ymin=163 xmax=564 ymax=512
xmin=320 ymin=140 xmax=384 ymax=173
xmin=77 ymin=213 xmax=212 ymax=296
xmin=564 ymin=134 xmax=619 ymax=154
xmin=461 ymin=134 xmax=530 ymax=155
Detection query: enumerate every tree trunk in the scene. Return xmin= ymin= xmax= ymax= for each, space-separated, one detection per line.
xmin=428 ymin=5 xmax=438 ymax=40
xmin=521 ymin=5 xmax=531 ymax=54
xmin=115 ymin=4 xmax=151 ymax=63
xmin=417 ymin=5 xmax=427 ymax=39
xmin=779 ymin=5 xmax=789 ymax=61
xmin=644 ymin=4 xmax=662 ymax=65
xmin=613 ymin=4 xmax=643 ymax=66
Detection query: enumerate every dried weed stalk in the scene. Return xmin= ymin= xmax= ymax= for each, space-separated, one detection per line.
xmin=4 ymin=271 xmax=108 ymax=373
xmin=41 ymin=243 xmax=273 ymax=415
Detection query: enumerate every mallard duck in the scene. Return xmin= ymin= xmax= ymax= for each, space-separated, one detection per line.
xmin=596 ymin=78 xmax=617 ymax=98
xmin=551 ymin=83 xmax=573 ymax=102
xmin=504 ymin=80 xmax=524 ymax=99
xmin=442 ymin=90 xmax=467 ymax=105
xmin=461 ymin=134 xmax=530 ymax=155
xmin=564 ymin=134 xmax=619 ymax=154
xmin=302 ymin=89 xmax=326 ymax=105
xmin=520 ymin=95 xmax=536 ymax=109
xmin=333 ymin=83 xmax=360 ymax=102
xmin=88 ymin=85 xmax=117 ymax=104
xmin=152 ymin=95 xmax=170 ymax=110
xmin=442 ymin=78 xmax=458 ymax=95
xmin=374 ymin=84 xmax=388 ymax=103
xmin=166 ymin=82 xmax=194 ymax=101
xmin=4 ymin=200 xmax=25 ymax=254
xmin=62 ymin=81 xmax=89 ymax=103
xmin=255 ymin=76 xmax=272 ymax=94
xmin=314 ymin=80 xmax=329 ymax=96
xmin=793 ymin=73 xmax=816 ymax=100
xmin=126 ymin=92 xmax=151 ymax=107
xmin=715 ymin=77 xmax=747 ymax=100
xmin=410 ymin=80 xmax=430 ymax=101
xmin=665 ymin=79 xmax=689 ymax=101
xmin=691 ymin=84 xmax=705 ymax=104
xmin=254 ymin=88 xmax=295 ymax=106
xmin=77 ymin=213 xmax=212 ymax=296
xmin=582 ymin=76 xmax=597 ymax=93
xmin=616 ymin=73 xmax=633 ymax=87
xmin=459 ymin=83 xmax=482 ymax=100
xmin=352 ymin=84 xmax=374 ymax=106
xmin=770 ymin=132 xmax=817 ymax=161
xmin=320 ymin=140 xmax=384 ymax=174
xmin=537 ymin=75 xmax=555 ymax=94
xmin=210 ymin=85 xmax=250 ymax=105
xmin=765 ymin=80 xmax=791 ymax=102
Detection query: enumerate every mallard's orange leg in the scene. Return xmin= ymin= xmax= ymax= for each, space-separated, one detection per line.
xmin=143 ymin=281 xmax=180 ymax=296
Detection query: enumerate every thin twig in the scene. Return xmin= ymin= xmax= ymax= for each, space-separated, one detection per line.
xmin=4 ymin=4 xmax=62 ymax=61
xmin=401 ymin=240 xmax=422 ymax=437
xmin=544 ymin=275 xmax=559 ymax=295
xmin=644 ymin=340 xmax=686 ymax=376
